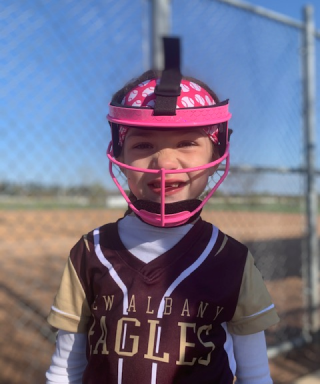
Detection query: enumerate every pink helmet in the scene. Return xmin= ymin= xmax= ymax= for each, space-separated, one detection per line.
xmin=107 ymin=38 xmax=231 ymax=227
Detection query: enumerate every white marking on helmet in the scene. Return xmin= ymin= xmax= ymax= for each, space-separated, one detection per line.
xmin=132 ymin=100 xmax=142 ymax=107
xmin=181 ymin=96 xmax=195 ymax=108
xmin=181 ymin=83 xmax=190 ymax=92
xmin=142 ymin=87 xmax=155 ymax=97
xmin=128 ymin=90 xmax=138 ymax=101
xmin=189 ymin=82 xmax=201 ymax=91
xmin=195 ymin=94 xmax=205 ymax=105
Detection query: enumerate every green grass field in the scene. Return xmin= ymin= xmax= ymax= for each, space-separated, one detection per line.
xmin=0 ymin=196 xmax=307 ymax=214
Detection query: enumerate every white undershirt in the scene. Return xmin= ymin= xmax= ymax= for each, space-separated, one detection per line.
xmin=118 ymin=214 xmax=193 ymax=262
xmin=46 ymin=215 xmax=273 ymax=384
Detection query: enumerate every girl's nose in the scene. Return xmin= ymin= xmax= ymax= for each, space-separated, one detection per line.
xmin=151 ymin=148 xmax=179 ymax=170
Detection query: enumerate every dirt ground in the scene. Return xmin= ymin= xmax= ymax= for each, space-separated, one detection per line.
xmin=0 ymin=209 xmax=319 ymax=384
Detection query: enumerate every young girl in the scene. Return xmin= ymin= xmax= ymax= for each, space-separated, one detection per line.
xmin=46 ymin=62 xmax=279 ymax=383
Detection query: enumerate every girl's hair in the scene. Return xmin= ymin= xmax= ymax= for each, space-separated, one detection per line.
xmin=111 ymin=69 xmax=221 ymax=105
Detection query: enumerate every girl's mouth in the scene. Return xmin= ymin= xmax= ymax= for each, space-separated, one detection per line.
xmin=148 ymin=180 xmax=186 ymax=195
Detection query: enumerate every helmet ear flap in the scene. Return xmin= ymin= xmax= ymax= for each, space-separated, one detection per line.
xmin=110 ymin=122 xmax=122 ymax=158
xmin=217 ymin=122 xmax=232 ymax=157
xmin=218 ymin=122 xmax=227 ymax=157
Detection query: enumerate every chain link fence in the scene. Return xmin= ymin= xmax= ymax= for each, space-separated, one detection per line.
xmin=0 ymin=0 xmax=319 ymax=383
xmin=171 ymin=0 xmax=320 ymax=353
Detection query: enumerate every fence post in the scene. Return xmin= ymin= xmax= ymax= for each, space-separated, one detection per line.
xmin=151 ymin=0 xmax=171 ymax=70
xmin=302 ymin=5 xmax=319 ymax=336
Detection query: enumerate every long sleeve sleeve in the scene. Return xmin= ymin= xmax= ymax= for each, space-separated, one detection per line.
xmin=232 ymin=331 xmax=273 ymax=384
xmin=46 ymin=330 xmax=87 ymax=384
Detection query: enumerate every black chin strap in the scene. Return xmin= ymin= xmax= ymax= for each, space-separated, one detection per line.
xmin=125 ymin=199 xmax=203 ymax=227
xmin=154 ymin=37 xmax=182 ymax=116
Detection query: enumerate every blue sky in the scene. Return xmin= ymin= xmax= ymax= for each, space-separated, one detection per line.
xmin=1 ymin=0 xmax=319 ymax=195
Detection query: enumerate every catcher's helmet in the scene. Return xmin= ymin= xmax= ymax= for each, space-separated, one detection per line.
xmin=107 ymin=38 xmax=231 ymax=227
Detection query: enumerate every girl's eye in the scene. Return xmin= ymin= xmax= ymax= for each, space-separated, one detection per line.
xmin=178 ymin=141 xmax=197 ymax=148
xmin=133 ymin=142 xmax=153 ymax=149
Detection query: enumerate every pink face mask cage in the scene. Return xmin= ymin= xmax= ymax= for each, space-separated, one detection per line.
xmin=106 ymin=37 xmax=232 ymax=227
xmin=106 ymin=101 xmax=231 ymax=227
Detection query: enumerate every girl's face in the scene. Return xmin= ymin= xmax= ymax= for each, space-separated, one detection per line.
xmin=119 ymin=128 xmax=217 ymax=203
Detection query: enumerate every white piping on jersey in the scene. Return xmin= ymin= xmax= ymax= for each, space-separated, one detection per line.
xmin=222 ymin=322 xmax=236 ymax=376
xmin=155 ymin=326 xmax=162 ymax=353
xmin=157 ymin=225 xmax=218 ymax=319
xmin=151 ymin=362 xmax=158 ymax=384
xmin=151 ymin=225 xmax=218 ymax=384
xmin=94 ymin=227 xmax=129 ymax=384
xmin=93 ymin=228 xmax=129 ymax=316
xmin=51 ymin=306 xmax=81 ymax=320
xmin=122 ymin=323 xmax=128 ymax=350
xmin=118 ymin=358 xmax=124 ymax=384
xmin=242 ymin=303 xmax=275 ymax=318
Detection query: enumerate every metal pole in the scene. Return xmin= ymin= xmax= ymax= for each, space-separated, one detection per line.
xmin=214 ymin=0 xmax=303 ymax=29
xmin=302 ymin=5 xmax=319 ymax=336
xmin=151 ymin=0 xmax=171 ymax=70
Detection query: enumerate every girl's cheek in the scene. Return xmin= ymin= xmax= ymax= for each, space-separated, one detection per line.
xmin=116 ymin=156 xmax=127 ymax=176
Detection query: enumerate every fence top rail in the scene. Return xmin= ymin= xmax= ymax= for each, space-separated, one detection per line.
xmin=215 ymin=0 xmax=320 ymax=36
xmin=224 ymin=165 xmax=320 ymax=175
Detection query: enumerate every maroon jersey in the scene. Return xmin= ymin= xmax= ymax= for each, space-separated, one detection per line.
xmin=48 ymin=218 xmax=279 ymax=384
